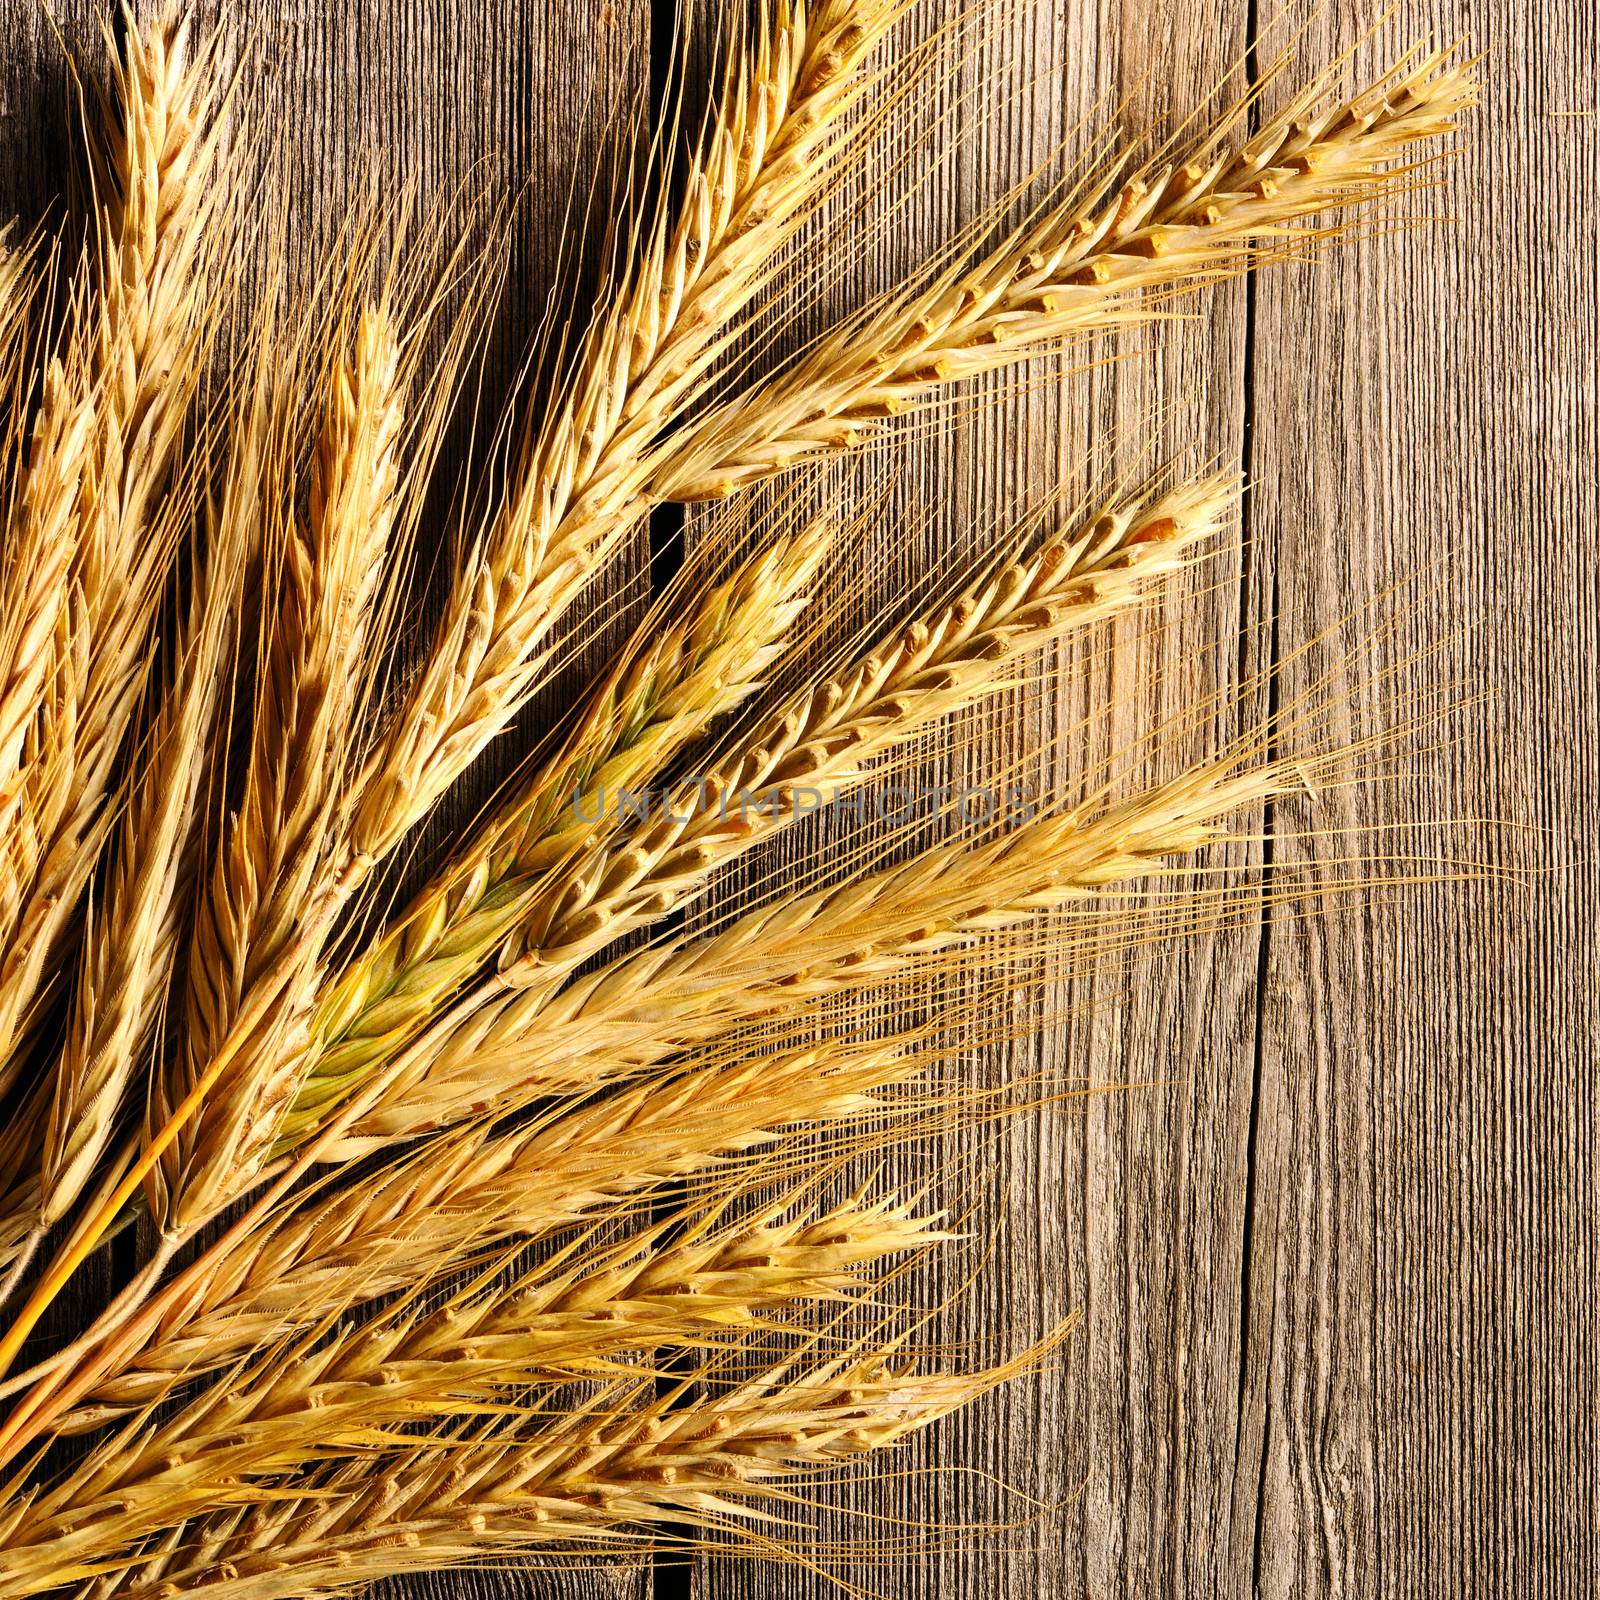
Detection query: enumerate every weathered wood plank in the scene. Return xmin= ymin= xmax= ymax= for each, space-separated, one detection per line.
xmin=1244 ymin=2 xmax=1598 ymax=1595
xmin=684 ymin=0 xmax=1596 ymax=1597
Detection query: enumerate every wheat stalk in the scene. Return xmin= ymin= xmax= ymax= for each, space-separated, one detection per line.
xmin=96 ymin=0 xmax=897 ymax=1260
xmin=654 ymin=49 xmax=1476 ymax=500
xmin=0 ymin=725 xmax=1344 ymax=1455
xmin=36 ymin=738 xmax=1292 ymax=1436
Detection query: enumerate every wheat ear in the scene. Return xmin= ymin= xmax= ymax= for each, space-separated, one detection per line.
xmin=0 ymin=266 xmax=80 ymax=804
xmin=0 ymin=353 xmax=89 ymax=838
xmin=655 ymin=49 xmax=1476 ymax=500
xmin=64 ymin=1171 xmax=939 ymax=1433
xmin=134 ymin=307 xmax=404 ymax=1237
xmin=0 ymin=720 xmax=1338 ymax=1452
xmin=346 ymin=722 xmax=1316 ymax=1149
xmin=506 ymin=474 xmax=1234 ymax=970
xmin=63 ymin=1331 xmax=1056 ymax=1600
xmin=298 ymin=516 xmax=831 ymax=1134
xmin=304 ymin=469 xmax=1232 ymax=1146
xmin=50 ymin=1035 xmax=917 ymax=1438
xmin=345 ymin=0 xmax=893 ymax=869
xmin=0 ymin=1183 xmax=943 ymax=1580
xmin=0 ymin=12 xmax=220 ymax=1086
xmin=36 ymin=520 xmax=247 ymax=1232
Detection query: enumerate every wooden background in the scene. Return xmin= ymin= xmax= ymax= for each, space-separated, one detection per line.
xmin=1 ymin=0 xmax=1593 ymax=1596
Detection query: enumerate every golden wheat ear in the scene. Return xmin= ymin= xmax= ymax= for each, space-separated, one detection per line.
xmin=139 ymin=302 xmax=406 ymax=1238
xmin=64 ymin=1312 xmax=1070 ymax=1600
xmin=654 ymin=48 xmax=1478 ymax=500
xmin=34 ymin=507 xmax=247 ymax=1241
xmin=290 ymin=500 xmax=833 ymax=1149
xmin=108 ymin=181 xmax=506 ymax=1243
xmin=0 ymin=232 xmax=56 ymax=806
xmin=494 ymin=476 xmax=1236 ymax=960
xmin=344 ymin=0 xmax=899 ymax=873
xmin=57 ymin=1160 xmax=944 ymax=1430
xmin=0 ymin=11 xmax=225 ymax=1099
xmin=0 ymin=352 xmax=84 ymax=840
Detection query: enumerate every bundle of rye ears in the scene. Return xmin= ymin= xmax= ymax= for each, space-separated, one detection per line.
xmin=0 ymin=2 xmax=1475 ymax=1593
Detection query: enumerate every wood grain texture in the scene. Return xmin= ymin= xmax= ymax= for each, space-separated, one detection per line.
xmin=0 ymin=0 xmax=1590 ymax=1597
